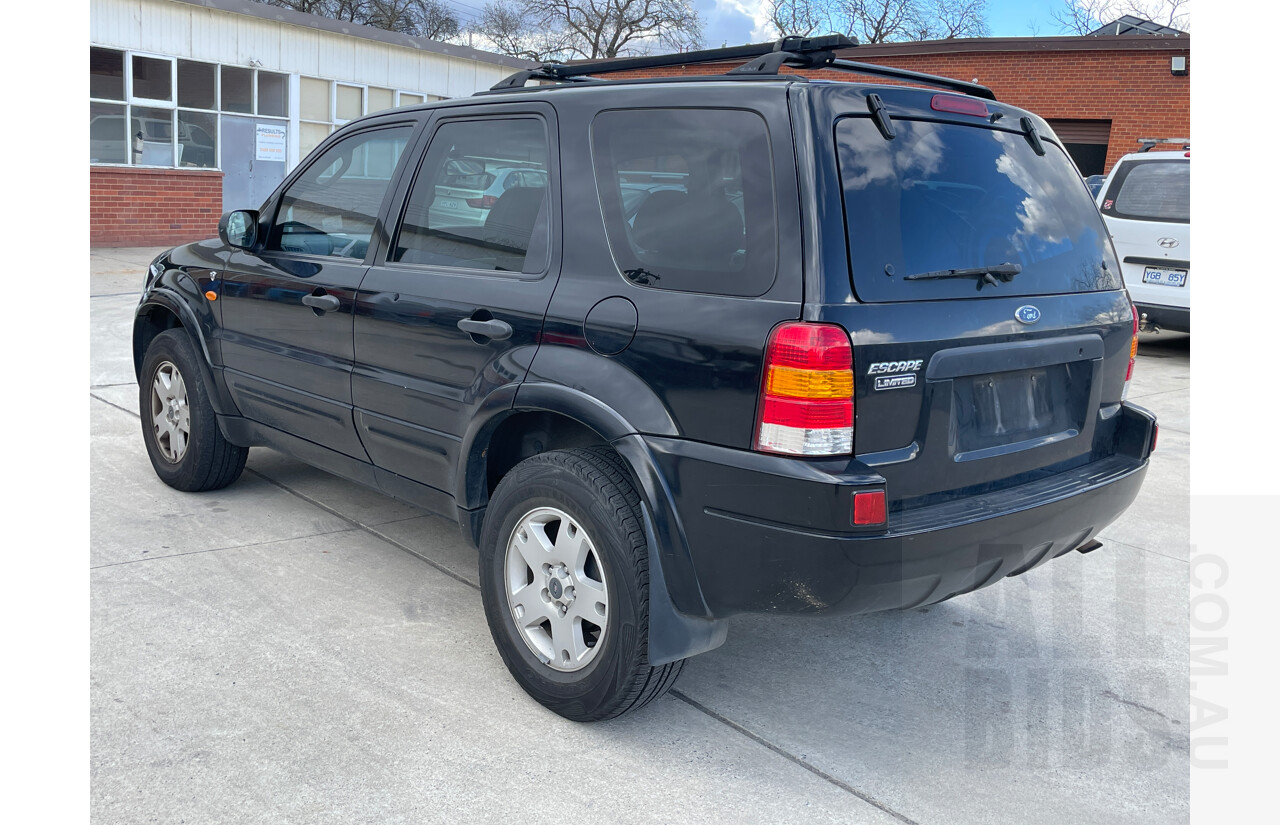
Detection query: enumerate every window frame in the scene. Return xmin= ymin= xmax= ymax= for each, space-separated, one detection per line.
xmin=260 ymin=120 xmax=424 ymax=265
xmin=383 ymin=110 xmax=557 ymax=280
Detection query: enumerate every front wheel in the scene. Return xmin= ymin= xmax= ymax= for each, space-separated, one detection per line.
xmin=478 ymin=447 xmax=684 ymax=721
xmin=139 ymin=329 xmax=248 ymax=492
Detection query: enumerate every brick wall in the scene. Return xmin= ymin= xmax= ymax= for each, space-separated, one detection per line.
xmin=90 ymin=167 xmax=223 ymax=248
xmin=607 ymin=37 xmax=1190 ymax=173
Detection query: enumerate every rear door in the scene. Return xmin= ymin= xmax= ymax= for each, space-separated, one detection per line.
xmin=218 ymin=122 xmax=419 ymax=459
xmin=351 ymin=103 xmax=560 ymax=495
xmin=809 ymin=90 xmax=1134 ymax=507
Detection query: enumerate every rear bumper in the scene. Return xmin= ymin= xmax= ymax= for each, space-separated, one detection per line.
xmin=1135 ymin=302 xmax=1190 ymax=333
xmin=644 ymin=404 xmax=1156 ymax=618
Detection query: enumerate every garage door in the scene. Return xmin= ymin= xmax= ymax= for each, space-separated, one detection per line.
xmin=1047 ymin=119 xmax=1112 ymax=176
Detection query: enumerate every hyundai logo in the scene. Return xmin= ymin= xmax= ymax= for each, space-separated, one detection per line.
xmin=1015 ymin=305 xmax=1041 ymax=325
xmin=1158 ymin=237 xmax=1180 ymax=248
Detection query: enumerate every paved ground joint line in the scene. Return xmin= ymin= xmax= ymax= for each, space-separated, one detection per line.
xmin=247 ymin=468 xmax=481 ymax=592
xmin=90 ymin=527 xmax=360 ymax=570
xmin=670 ymin=690 xmax=920 ymax=825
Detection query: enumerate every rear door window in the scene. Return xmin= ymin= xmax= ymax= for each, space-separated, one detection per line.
xmin=391 ymin=117 xmax=550 ymax=274
xmin=836 ymin=117 xmax=1120 ymax=303
xmin=1100 ymin=159 xmax=1189 ymax=223
xmin=591 ymin=108 xmax=777 ymax=297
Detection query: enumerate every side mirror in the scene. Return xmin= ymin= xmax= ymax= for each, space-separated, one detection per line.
xmin=218 ymin=210 xmax=259 ymax=249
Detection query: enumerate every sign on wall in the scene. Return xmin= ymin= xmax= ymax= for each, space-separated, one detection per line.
xmin=255 ymin=124 xmax=287 ymax=162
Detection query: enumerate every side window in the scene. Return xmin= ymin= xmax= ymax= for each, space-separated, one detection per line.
xmin=392 ymin=118 xmax=550 ymax=274
xmin=591 ymin=108 xmax=777 ymax=297
xmin=268 ymin=126 xmax=413 ymax=259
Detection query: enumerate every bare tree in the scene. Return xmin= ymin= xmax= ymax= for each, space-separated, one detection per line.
xmin=838 ymin=0 xmax=922 ymax=44
xmin=475 ymin=0 xmax=575 ymax=61
xmin=527 ymin=0 xmax=703 ymax=58
xmin=768 ymin=0 xmax=833 ymax=38
xmin=261 ymin=0 xmax=462 ymax=39
xmin=1052 ymin=0 xmax=1190 ymax=36
xmin=923 ymin=0 xmax=990 ymax=38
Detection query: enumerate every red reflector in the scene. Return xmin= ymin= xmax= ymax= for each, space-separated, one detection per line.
xmin=1131 ymin=303 xmax=1140 ymax=335
xmin=930 ymin=94 xmax=989 ymax=117
xmin=853 ymin=491 xmax=886 ymax=526
xmin=766 ymin=323 xmax=852 ymax=370
xmin=761 ymin=395 xmax=852 ymax=429
xmin=1151 ymin=425 xmax=1159 ymax=452
xmin=1184 ymin=151 xmax=1190 ymax=157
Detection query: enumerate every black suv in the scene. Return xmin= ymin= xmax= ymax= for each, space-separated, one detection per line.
xmin=134 ymin=38 xmax=1157 ymax=721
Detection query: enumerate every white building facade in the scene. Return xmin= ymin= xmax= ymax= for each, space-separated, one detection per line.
xmin=90 ymin=0 xmax=532 ymax=245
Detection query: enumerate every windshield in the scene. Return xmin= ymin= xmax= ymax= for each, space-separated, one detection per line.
xmin=836 ymin=117 xmax=1120 ymax=302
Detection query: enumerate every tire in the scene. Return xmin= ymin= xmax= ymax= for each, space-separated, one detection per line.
xmin=478 ymin=447 xmax=684 ymax=721
xmin=139 ymin=328 xmax=248 ymax=492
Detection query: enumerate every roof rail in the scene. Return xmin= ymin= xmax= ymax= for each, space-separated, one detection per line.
xmin=488 ymin=35 xmax=997 ymax=101
xmin=1137 ymin=137 xmax=1190 ymax=152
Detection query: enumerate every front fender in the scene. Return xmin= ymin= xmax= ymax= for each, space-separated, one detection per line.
xmin=134 ymin=282 xmax=238 ymax=418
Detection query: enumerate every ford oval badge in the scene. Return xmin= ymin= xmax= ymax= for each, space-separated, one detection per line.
xmin=1015 ymin=305 xmax=1041 ymax=325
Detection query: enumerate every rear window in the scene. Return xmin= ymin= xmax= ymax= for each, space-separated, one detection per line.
xmin=591 ymin=108 xmax=777 ymax=297
xmin=836 ymin=117 xmax=1120 ymax=303
xmin=1100 ymin=159 xmax=1189 ymax=223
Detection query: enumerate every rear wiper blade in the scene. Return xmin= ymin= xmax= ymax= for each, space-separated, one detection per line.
xmin=902 ymin=263 xmax=1022 ymax=285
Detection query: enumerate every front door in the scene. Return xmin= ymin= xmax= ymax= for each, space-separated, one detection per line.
xmin=352 ymin=106 xmax=561 ymax=495
xmin=219 ymin=122 xmax=419 ymax=459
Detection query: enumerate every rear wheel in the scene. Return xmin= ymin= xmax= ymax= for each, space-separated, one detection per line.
xmin=139 ymin=329 xmax=248 ymax=492
xmin=478 ymin=447 xmax=684 ymax=721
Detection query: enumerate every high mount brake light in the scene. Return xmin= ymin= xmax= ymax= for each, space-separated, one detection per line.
xmin=930 ymin=94 xmax=989 ymax=117
xmin=755 ymin=323 xmax=854 ymax=456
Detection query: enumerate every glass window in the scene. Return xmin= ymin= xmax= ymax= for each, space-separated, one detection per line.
xmin=90 ymin=102 xmax=127 ymax=163
xmin=300 ymin=77 xmax=330 ymax=122
xmin=257 ymin=71 xmax=288 ymax=117
xmin=835 ymin=118 xmax=1121 ymax=303
xmin=91 ymin=48 xmax=124 ymax=100
xmin=131 ymin=55 xmax=172 ymax=101
xmin=368 ymin=87 xmax=394 ymax=114
xmin=131 ymin=107 xmax=175 ymax=166
xmin=399 ymin=93 xmax=424 ymax=107
xmin=1101 ymin=160 xmax=1190 ymax=223
xmin=221 ymin=66 xmax=253 ymax=113
xmin=591 ymin=109 xmax=776 ymax=296
xmin=269 ymin=127 xmax=413 ymax=259
xmin=300 ymin=122 xmax=330 ymax=162
xmin=336 ymin=85 xmax=363 ymax=121
xmin=177 ymin=60 xmax=216 ymax=110
xmin=177 ymin=110 xmax=217 ymax=168
xmin=393 ymin=118 xmax=550 ymax=274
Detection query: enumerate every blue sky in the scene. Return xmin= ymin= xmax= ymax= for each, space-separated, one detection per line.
xmin=696 ymin=0 xmax=1070 ymax=47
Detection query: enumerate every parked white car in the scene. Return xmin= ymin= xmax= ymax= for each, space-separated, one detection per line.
xmin=1096 ymin=147 xmax=1190 ymax=332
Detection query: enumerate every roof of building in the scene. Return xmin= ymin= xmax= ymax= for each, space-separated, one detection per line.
xmin=168 ymin=0 xmax=536 ymax=70
xmin=1088 ymin=15 xmax=1188 ymax=37
xmin=827 ymin=33 xmax=1190 ymax=59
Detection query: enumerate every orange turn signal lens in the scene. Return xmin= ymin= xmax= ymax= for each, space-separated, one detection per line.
xmin=766 ymin=365 xmax=854 ymax=399
xmin=205 ymin=290 xmax=218 ymax=301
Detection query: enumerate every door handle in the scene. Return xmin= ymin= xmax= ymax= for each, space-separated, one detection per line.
xmin=457 ymin=317 xmax=513 ymax=341
xmin=302 ymin=293 xmax=341 ymax=313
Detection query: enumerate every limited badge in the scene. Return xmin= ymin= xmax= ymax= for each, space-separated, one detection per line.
xmin=874 ymin=374 xmax=917 ymax=391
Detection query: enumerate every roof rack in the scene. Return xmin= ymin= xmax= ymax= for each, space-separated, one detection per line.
xmin=1137 ymin=137 xmax=1190 ymax=152
xmin=488 ymin=35 xmax=997 ymax=101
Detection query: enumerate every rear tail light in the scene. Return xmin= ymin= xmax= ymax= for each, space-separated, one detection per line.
xmin=465 ymin=194 xmax=498 ymax=209
xmin=1122 ymin=303 xmax=1138 ymax=399
xmin=755 ymin=322 xmax=854 ymax=456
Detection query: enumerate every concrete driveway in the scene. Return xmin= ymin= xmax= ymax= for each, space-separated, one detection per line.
xmin=91 ymin=247 xmax=1189 ymax=824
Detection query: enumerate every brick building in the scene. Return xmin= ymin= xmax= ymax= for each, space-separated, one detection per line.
xmin=603 ymin=33 xmax=1190 ymax=177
